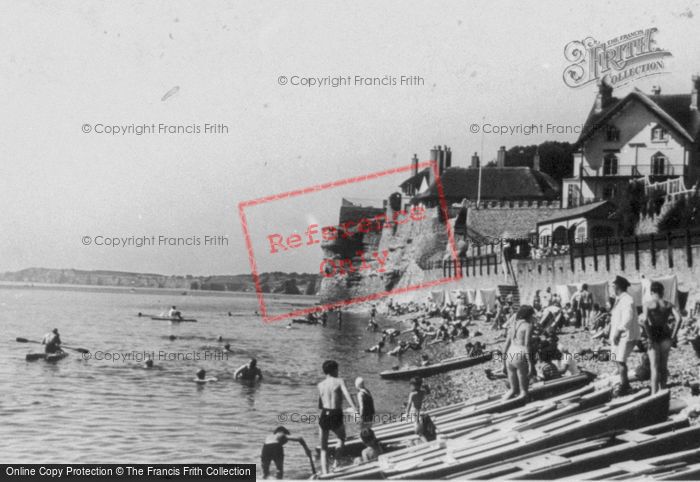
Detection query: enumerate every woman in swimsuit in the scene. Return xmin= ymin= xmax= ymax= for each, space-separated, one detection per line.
xmin=642 ymin=282 xmax=682 ymax=394
xmin=501 ymin=305 xmax=535 ymax=401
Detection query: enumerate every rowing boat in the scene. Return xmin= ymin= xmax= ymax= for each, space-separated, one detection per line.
xmin=379 ymin=352 xmax=493 ymax=380
xmin=292 ymin=318 xmax=319 ymax=325
xmin=325 ymin=372 xmax=596 ymax=459
xmin=150 ymin=316 xmax=197 ymax=322
xmin=571 ymin=445 xmax=700 ymax=480
xmin=386 ymin=389 xmax=669 ymax=479
xmin=458 ymin=418 xmax=696 ymax=479
xmin=26 ymin=352 xmax=69 ymax=362
xmin=325 ymin=389 xmax=669 ymax=480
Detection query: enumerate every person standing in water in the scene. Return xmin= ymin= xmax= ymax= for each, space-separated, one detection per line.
xmin=642 ymin=281 xmax=682 ymax=394
xmin=260 ymin=426 xmax=313 ymax=479
xmin=234 ymin=358 xmax=263 ymax=381
xmin=501 ymin=305 xmax=535 ymax=400
xmin=355 ymin=377 xmax=375 ymax=429
xmin=317 ymin=360 xmax=357 ymax=474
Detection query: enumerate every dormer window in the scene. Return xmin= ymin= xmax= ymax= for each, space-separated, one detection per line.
xmin=605 ymin=125 xmax=620 ymax=142
xmin=603 ymin=154 xmax=618 ymax=176
xmin=651 ymin=124 xmax=668 ymax=142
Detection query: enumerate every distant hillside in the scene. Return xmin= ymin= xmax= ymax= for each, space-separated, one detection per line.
xmin=0 ymin=268 xmax=318 ymax=295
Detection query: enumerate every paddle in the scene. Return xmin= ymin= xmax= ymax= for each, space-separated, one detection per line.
xmin=16 ymin=337 xmax=90 ymax=354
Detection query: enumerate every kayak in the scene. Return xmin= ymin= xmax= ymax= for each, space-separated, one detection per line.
xmin=26 ymin=352 xmax=69 ymax=362
xmin=150 ymin=316 xmax=197 ymax=322
xmin=379 ymin=352 xmax=493 ymax=380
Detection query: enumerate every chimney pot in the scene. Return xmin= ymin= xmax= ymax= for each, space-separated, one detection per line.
xmin=651 ymin=85 xmax=661 ymax=95
xmin=594 ymin=77 xmax=614 ymax=113
xmin=691 ymin=74 xmax=700 ymax=111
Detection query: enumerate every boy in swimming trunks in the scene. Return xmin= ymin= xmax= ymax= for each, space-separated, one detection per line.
xmin=642 ymin=281 xmax=682 ymax=394
xmin=318 ymin=360 xmax=357 ymax=474
xmin=260 ymin=426 xmax=313 ymax=479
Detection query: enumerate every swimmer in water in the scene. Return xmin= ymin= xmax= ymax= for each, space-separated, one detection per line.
xmin=144 ymin=359 xmax=154 ymax=369
xmin=234 ymin=358 xmax=263 ymax=381
xmin=194 ymin=368 xmax=217 ymax=383
xmin=168 ymin=335 xmax=177 ymax=341
xmin=217 ymin=336 xmax=224 ymax=342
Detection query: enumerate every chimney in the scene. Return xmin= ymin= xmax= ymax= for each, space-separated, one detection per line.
xmin=692 ymin=75 xmax=700 ymax=111
xmin=445 ymin=146 xmax=452 ymax=169
xmin=411 ymin=153 xmax=419 ymax=176
xmin=428 ymin=145 xmax=438 ymax=185
xmin=437 ymin=145 xmax=445 ymax=174
xmin=496 ymin=146 xmax=506 ymax=168
xmin=471 ymin=152 xmax=480 ymax=168
xmin=651 ymin=85 xmax=661 ymax=95
xmin=594 ymin=77 xmax=613 ymax=113
xmin=533 ymin=148 xmax=540 ymax=171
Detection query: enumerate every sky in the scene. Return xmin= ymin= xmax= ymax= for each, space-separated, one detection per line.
xmin=1 ymin=0 xmax=699 ymax=276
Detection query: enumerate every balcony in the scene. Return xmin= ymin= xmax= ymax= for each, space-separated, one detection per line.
xmin=580 ymin=164 xmax=677 ymax=177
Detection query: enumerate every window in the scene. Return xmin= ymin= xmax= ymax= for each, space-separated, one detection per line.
xmin=605 ymin=125 xmax=620 ymax=142
xmin=651 ymin=125 xmax=668 ymax=142
xmin=651 ymin=153 xmax=667 ymax=175
xmin=602 ymin=184 xmax=616 ymax=199
xmin=603 ymin=154 xmax=618 ymax=175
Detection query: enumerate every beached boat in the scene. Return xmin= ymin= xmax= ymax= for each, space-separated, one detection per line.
xmin=326 ymin=372 xmax=596 ymax=459
xmin=324 ymin=389 xmax=669 ymax=480
xmin=387 ymin=389 xmax=669 ymax=480
xmin=379 ymin=352 xmax=493 ymax=380
xmin=150 ymin=316 xmax=197 ymax=322
xmin=26 ymin=352 xmax=69 ymax=362
xmin=458 ymin=418 xmax=697 ymax=479
xmin=571 ymin=445 xmax=700 ymax=480
xmin=292 ymin=318 xmax=319 ymax=325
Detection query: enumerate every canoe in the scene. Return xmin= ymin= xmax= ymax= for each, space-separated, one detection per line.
xmin=458 ymin=418 xmax=696 ymax=479
xmin=379 ymin=352 xmax=493 ymax=380
xmin=572 ymin=445 xmax=700 ymax=480
xmin=385 ymin=389 xmax=669 ymax=480
xmin=324 ymin=372 xmax=596 ymax=459
xmin=150 ymin=316 xmax=197 ymax=322
xmin=327 ymin=389 xmax=669 ymax=480
xmin=292 ymin=318 xmax=319 ymax=325
xmin=26 ymin=352 xmax=69 ymax=362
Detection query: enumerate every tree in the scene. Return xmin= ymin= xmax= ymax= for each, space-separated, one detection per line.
xmin=658 ymin=194 xmax=700 ymax=231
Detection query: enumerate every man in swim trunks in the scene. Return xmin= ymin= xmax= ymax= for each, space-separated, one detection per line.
xmin=260 ymin=426 xmax=312 ymax=479
xmin=642 ymin=281 xmax=682 ymax=394
xmin=234 ymin=358 xmax=263 ymax=381
xmin=318 ymin=360 xmax=357 ymax=474
xmin=610 ymin=276 xmax=641 ymax=394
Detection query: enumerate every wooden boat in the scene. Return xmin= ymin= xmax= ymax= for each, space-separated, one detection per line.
xmin=325 ymin=389 xmax=669 ymax=480
xmin=325 ymin=372 xmax=596 ymax=459
xmin=387 ymin=389 xmax=669 ymax=480
xmin=292 ymin=318 xmax=319 ymax=325
xmin=572 ymin=445 xmax=700 ymax=480
xmin=457 ymin=418 xmax=696 ymax=479
xmin=379 ymin=352 xmax=493 ymax=380
xmin=150 ymin=316 xmax=197 ymax=322
xmin=26 ymin=352 xmax=69 ymax=362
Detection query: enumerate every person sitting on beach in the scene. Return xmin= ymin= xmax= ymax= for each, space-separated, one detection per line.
xmin=358 ymin=428 xmax=383 ymax=463
xmin=318 ymin=360 xmax=358 ymax=474
xmin=260 ymin=426 xmax=312 ymax=479
xmin=383 ymin=328 xmax=400 ymax=340
xmin=41 ymin=328 xmax=62 ymax=354
xmin=555 ymin=343 xmax=580 ymax=376
xmin=194 ymin=368 xmax=217 ymax=383
xmin=388 ymin=341 xmax=409 ymax=357
xmin=365 ymin=340 xmax=385 ymax=353
xmin=501 ymin=305 xmax=535 ymax=400
xmin=167 ymin=306 xmax=182 ymax=320
xmin=235 ymin=358 xmax=263 ymax=381
xmin=355 ymin=377 xmax=375 ymax=429
xmin=642 ymin=281 xmax=683 ymax=394
xmin=541 ymin=287 xmax=553 ymax=308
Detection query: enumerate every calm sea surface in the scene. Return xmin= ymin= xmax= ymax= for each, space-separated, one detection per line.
xmin=0 ymin=286 xmax=419 ymax=478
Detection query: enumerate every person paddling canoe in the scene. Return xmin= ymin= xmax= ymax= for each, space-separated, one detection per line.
xmin=167 ymin=306 xmax=183 ymax=320
xmin=235 ymin=358 xmax=263 ymax=381
xmin=41 ymin=328 xmax=62 ymax=354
